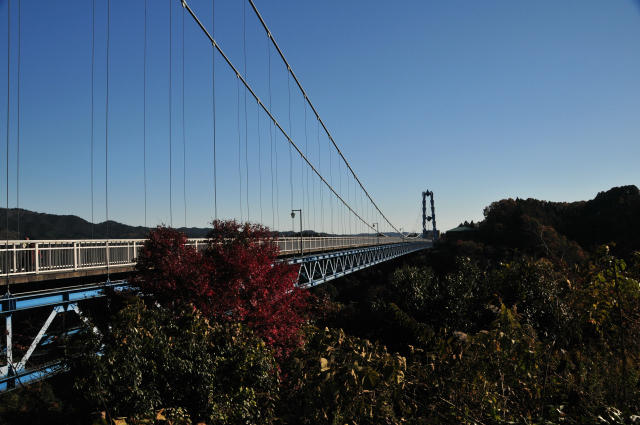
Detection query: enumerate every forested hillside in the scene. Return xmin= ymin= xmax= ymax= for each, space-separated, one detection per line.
xmin=478 ymin=185 xmax=640 ymax=261
xmin=0 ymin=208 xmax=211 ymax=239
xmin=1 ymin=187 xmax=639 ymax=424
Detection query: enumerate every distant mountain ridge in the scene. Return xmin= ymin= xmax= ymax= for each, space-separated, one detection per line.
xmin=0 ymin=209 xmax=332 ymax=240
xmin=0 ymin=209 xmax=211 ymax=240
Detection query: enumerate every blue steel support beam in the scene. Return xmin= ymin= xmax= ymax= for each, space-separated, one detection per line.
xmin=1 ymin=281 xmax=129 ymax=390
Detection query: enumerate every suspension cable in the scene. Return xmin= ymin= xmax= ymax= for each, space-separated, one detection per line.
xmin=275 ymin=117 xmax=279 ymax=232
xmin=329 ymin=132 xmax=333 ymax=234
xmin=243 ymin=0 xmax=249 ymax=222
xmin=268 ymin=37 xmax=274 ymax=229
xmin=182 ymin=3 xmax=186 ymax=228
xmin=304 ymin=94 xmax=309 ymax=232
xmin=6 ymin=0 xmax=11 ymax=293
xmin=16 ymin=0 xmax=20 ymax=240
xmin=182 ymin=1 xmax=378 ymax=233
xmin=288 ymin=71 xmax=293 ymax=224
xmin=169 ymin=0 xmax=173 ymax=227
xmin=257 ymin=97 xmax=262 ymax=223
xmin=91 ymin=0 xmax=95 ymax=238
xmin=237 ymin=76 xmax=242 ymax=221
xmin=105 ymin=0 xmax=110 ymax=279
xmin=212 ymin=0 xmax=217 ymax=220
xmin=246 ymin=0 xmax=398 ymax=233
xmin=143 ymin=0 xmax=147 ymax=228
xmin=338 ymin=158 xmax=342 ymax=235
xmin=318 ymin=115 xmax=322 ymax=234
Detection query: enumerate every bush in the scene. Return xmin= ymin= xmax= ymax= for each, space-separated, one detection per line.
xmin=132 ymin=220 xmax=309 ymax=360
xmin=72 ymin=297 xmax=279 ymax=423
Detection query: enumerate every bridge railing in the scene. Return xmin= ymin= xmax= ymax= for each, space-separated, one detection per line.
xmin=0 ymin=237 xmax=425 ymax=278
xmin=276 ymin=236 xmax=407 ymax=255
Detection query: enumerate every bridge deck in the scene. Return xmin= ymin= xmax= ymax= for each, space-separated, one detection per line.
xmin=1 ymin=236 xmax=421 ymax=287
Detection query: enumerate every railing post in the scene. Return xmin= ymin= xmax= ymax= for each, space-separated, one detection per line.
xmin=133 ymin=241 xmax=137 ymax=260
xmin=12 ymin=244 xmax=16 ymax=274
xmin=106 ymin=240 xmax=110 ymax=267
xmin=73 ymin=242 xmax=78 ymax=271
xmin=35 ymin=243 xmax=39 ymax=273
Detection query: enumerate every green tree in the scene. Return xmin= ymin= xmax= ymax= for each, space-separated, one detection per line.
xmin=72 ymin=297 xmax=279 ymax=424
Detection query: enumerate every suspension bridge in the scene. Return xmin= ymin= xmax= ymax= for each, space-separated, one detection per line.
xmin=0 ymin=0 xmax=436 ymax=391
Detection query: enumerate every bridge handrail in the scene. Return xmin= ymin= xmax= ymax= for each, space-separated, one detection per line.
xmin=0 ymin=237 xmax=428 ymax=278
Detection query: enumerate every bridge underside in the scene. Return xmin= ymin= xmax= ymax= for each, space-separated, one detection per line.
xmin=1 ymin=241 xmax=430 ymax=391
xmin=295 ymin=241 xmax=431 ymax=287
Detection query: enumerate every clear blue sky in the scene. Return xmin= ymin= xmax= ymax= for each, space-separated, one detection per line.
xmin=1 ymin=0 xmax=639 ymax=236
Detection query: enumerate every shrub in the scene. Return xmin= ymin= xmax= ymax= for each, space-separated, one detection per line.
xmin=72 ymin=297 xmax=279 ymax=423
xmin=132 ymin=220 xmax=309 ymax=360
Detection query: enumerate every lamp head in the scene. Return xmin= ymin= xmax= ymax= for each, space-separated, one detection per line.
xmin=291 ymin=211 xmax=295 ymax=218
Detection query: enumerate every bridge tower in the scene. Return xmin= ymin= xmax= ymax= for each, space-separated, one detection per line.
xmin=422 ymin=190 xmax=437 ymax=240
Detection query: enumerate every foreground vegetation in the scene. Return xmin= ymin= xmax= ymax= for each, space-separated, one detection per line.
xmin=2 ymin=187 xmax=640 ymax=424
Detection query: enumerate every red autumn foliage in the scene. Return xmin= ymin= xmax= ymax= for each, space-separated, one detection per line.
xmin=131 ymin=220 xmax=309 ymax=360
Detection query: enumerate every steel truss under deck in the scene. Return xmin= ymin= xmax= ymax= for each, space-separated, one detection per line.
xmin=1 ymin=281 xmax=129 ymax=391
xmin=1 ymin=242 xmax=430 ymax=391
xmin=293 ymin=241 xmax=431 ymax=287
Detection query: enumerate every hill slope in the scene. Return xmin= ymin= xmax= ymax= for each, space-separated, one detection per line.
xmin=478 ymin=185 xmax=640 ymax=259
xmin=0 ymin=209 xmax=211 ymax=240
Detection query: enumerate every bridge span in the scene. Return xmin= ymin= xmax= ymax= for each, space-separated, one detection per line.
xmin=1 ymin=236 xmax=428 ymax=286
xmin=0 ymin=0 xmax=437 ymax=393
xmin=1 ymin=238 xmax=431 ymax=391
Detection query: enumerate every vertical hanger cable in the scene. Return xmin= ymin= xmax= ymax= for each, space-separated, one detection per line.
xmin=143 ymin=0 xmax=147 ymax=228
xmin=105 ymin=0 xmax=111 ymax=279
xmin=169 ymin=0 xmax=173 ymax=227
xmin=182 ymin=4 xmax=186 ymax=228
xmin=16 ymin=0 xmax=20 ymax=240
xmin=91 ymin=0 xmax=95 ymax=238
xmin=212 ymin=0 xmax=217 ymax=220
xmin=6 ymin=0 xmax=11 ymax=293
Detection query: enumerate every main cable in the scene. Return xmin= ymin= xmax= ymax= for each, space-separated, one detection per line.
xmin=182 ymin=1 xmax=377 ymax=233
xmin=246 ymin=0 xmax=398 ymax=234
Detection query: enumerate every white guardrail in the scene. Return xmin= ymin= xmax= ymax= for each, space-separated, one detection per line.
xmin=0 ymin=236 xmax=424 ymax=277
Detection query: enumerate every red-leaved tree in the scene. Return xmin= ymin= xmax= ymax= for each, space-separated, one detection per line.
xmin=131 ymin=220 xmax=309 ymax=361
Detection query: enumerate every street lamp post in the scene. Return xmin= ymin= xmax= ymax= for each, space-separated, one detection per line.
xmin=373 ymin=223 xmax=378 ymax=246
xmin=291 ymin=209 xmax=302 ymax=256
